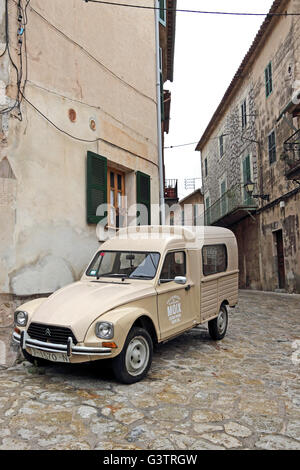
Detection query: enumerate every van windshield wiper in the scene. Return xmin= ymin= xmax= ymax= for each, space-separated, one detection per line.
xmin=130 ymin=274 xmax=153 ymax=279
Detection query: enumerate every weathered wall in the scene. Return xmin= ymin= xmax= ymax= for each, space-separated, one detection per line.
xmin=0 ymin=0 xmax=160 ymax=296
xmin=231 ymin=215 xmax=262 ymax=291
xmin=200 ymin=0 xmax=300 ymax=293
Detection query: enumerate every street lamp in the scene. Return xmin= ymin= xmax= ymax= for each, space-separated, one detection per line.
xmin=244 ymin=180 xmax=270 ymax=202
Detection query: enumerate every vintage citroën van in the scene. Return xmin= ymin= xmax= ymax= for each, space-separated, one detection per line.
xmin=13 ymin=226 xmax=239 ymax=383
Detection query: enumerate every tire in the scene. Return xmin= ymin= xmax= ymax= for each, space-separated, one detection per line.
xmin=208 ymin=305 xmax=228 ymax=340
xmin=22 ymin=349 xmax=48 ymax=366
xmin=112 ymin=327 xmax=153 ymax=384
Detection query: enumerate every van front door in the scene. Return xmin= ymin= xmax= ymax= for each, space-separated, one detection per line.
xmin=156 ymin=251 xmax=196 ymax=340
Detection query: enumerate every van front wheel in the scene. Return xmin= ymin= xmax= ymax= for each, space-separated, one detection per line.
xmin=112 ymin=327 xmax=153 ymax=384
xmin=208 ymin=306 xmax=228 ymax=340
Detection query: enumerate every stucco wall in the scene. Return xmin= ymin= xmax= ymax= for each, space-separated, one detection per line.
xmin=0 ymin=0 xmax=160 ymax=296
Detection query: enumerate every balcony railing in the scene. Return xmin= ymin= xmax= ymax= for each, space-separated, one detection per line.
xmin=204 ymin=183 xmax=258 ymax=227
xmin=164 ymin=179 xmax=178 ymax=201
xmin=283 ymin=129 xmax=300 ymax=181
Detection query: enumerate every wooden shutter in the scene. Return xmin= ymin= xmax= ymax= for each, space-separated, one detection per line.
xmin=136 ymin=171 xmax=151 ymax=225
xmin=86 ymin=151 xmax=107 ymax=224
xmin=265 ymin=62 xmax=273 ymax=97
xmin=243 ymin=155 xmax=251 ymax=204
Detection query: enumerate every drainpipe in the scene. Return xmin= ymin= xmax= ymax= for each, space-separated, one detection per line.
xmin=155 ymin=0 xmax=166 ymax=225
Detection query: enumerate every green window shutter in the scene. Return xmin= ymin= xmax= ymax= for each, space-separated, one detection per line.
xmin=268 ymin=131 xmax=276 ymax=164
xmin=219 ymin=135 xmax=224 ymax=158
xmin=243 ymin=155 xmax=252 ymax=204
xmin=86 ymin=151 xmax=107 ymax=224
xmin=136 ymin=171 xmax=151 ymax=225
xmin=243 ymin=155 xmax=251 ymax=182
xmin=159 ymin=0 xmax=166 ymax=24
xmin=265 ymin=62 xmax=273 ymax=97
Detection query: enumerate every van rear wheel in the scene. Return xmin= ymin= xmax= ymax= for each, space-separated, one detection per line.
xmin=112 ymin=327 xmax=153 ymax=384
xmin=208 ymin=305 xmax=228 ymax=340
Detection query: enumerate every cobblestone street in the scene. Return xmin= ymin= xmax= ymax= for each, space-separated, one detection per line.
xmin=0 ymin=290 xmax=299 ymax=450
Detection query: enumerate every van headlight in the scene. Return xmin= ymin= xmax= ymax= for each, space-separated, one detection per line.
xmin=14 ymin=311 xmax=28 ymax=327
xmin=95 ymin=322 xmax=114 ymax=339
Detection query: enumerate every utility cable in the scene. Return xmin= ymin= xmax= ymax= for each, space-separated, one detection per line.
xmin=84 ymin=1 xmax=300 ymax=17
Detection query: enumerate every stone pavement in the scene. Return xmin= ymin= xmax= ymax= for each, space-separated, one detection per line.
xmin=0 ymin=290 xmax=299 ymax=450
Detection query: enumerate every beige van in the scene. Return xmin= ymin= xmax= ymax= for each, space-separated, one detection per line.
xmin=13 ymin=226 xmax=238 ymax=383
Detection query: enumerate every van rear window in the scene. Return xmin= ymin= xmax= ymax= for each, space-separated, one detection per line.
xmin=202 ymin=244 xmax=227 ymax=276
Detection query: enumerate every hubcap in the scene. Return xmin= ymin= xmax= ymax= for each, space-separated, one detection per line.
xmin=125 ymin=336 xmax=150 ymax=377
xmin=217 ymin=309 xmax=227 ymax=335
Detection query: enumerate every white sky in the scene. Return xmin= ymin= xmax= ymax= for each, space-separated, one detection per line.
xmin=164 ymin=0 xmax=274 ymax=199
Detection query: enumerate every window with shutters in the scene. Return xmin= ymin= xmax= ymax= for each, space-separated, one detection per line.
xmin=219 ymin=134 xmax=224 ymax=158
xmin=242 ymin=155 xmax=252 ymax=204
xmin=265 ymin=62 xmax=273 ymax=98
xmin=241 ymin=99 xmax=247 ymax=130
xmin=86 ymin=151 xmax=107 ymax=224
xmin=268 ymin=130 xmax=276 ymax=165
xmin=159 ymin=0 xmax=166 ymax=26
xmin=136 ymin=171 xmax=151 ymax=225
xmin=204 ymin=157 xmax=208 ymax=177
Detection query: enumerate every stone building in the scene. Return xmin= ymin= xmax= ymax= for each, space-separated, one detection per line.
xmin=165 ymin=188 xmax=204 ymax=227
xmin=196 ymin=0 xmax=300 ymax=293
xmin=0 ymin=1 xmax=176 ymax=364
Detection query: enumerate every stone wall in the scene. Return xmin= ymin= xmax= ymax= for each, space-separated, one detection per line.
xmin=200 ymin=0 xmax=300 ymax=293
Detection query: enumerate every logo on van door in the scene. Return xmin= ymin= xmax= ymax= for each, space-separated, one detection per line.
xmin=167 ymin=295 xmax=182 ymax=325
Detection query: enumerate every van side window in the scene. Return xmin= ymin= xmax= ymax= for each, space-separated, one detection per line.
xmin=160 ymin=251 xmax=186 ymax=282
xmin=202 ymin=245 xmax=227 ymax=276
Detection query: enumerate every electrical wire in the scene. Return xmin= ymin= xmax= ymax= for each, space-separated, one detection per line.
xmin=84 ymin=1 xmax=300 ymax=17
xmin=26 ymin=3 xmax=156 ymax=104
xmin=164 ymin=141 xmax=199 ymax=149
xmin=0 ymin=0 xmax=30 ymax=120
xmin=19 ymin=91 xmax=159 ymax=167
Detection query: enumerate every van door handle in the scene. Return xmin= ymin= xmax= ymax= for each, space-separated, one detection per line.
xmin=185 ymin=284 xmax=191 ymax=291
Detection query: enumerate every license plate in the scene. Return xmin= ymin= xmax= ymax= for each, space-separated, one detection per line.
xmin=28 ymin=348 xmax=70 ymax=363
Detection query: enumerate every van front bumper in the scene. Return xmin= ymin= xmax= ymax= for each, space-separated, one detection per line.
xmin=13 ymin=331 xmax=112 ymax=357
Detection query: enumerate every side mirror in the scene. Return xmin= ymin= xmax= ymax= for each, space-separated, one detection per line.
xmin=174 ymin=276 xmax=187 ymax=285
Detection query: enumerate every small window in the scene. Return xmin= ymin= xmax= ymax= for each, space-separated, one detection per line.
xmin=268 ymin=130 xmax=276 ymax=165
xmin=241 ymin=99 xmax=247 ymax=130
xmin=204 ymin=158 xmax=208 ymax=177
xmin=219 ymin=135 xmax=224 ymax=158
xmin=265 ymin=62 xmax=273 ymax=98
xmin=160 ymin=251 xmax=186 ymax=282
xmin=159 ymin=0 xmax=166 ymax=25
xmin=202 ymin=245 xmax=227 ymax=276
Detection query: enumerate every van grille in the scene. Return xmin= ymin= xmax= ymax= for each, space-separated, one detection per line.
xmin=28 ymin=323 xmax=78 ymax=345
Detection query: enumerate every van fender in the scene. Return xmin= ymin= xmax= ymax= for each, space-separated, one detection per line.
xmin=93 ymin=307 xmax=159 ymax=352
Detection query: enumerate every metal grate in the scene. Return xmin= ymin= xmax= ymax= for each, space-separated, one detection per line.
xmin=28 ymin=323 xmax=77 ymax=345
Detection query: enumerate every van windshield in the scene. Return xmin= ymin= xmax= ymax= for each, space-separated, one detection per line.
xmin=86 ymin=251 xmax=160 ymax=280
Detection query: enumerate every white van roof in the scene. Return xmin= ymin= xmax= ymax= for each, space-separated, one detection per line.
xmin=101 ymin=225 xmax=236 ymax=252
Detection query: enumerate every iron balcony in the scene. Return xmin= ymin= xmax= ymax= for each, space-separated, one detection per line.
xmin=204 ymin=183 xmax=258 ymax=227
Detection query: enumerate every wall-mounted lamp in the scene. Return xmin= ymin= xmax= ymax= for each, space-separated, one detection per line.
xmin=244 ymin=180 xmax=270 ymax=202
